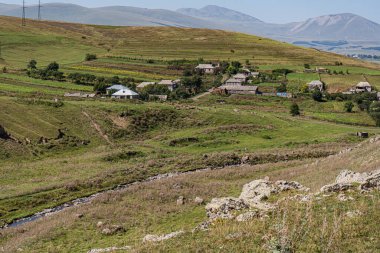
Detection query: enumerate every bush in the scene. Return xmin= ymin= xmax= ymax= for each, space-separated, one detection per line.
xmin=312 ymin=89 xmax=323 ymax=102
xmin=290 ymin=103 xmax=300 ymax=116
xmin=369 ymin=102 xmax=380 ymax=126
xmin=344 ymin=102 xmax=354 ymax=113
xmin=85 ymin=54 xmax=97 ymax=61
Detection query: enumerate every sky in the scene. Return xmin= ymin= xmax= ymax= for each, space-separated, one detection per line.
xmin=2 ymin=0 xmax=380 ymax=24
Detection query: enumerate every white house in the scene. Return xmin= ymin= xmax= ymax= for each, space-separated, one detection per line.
xmin=195 ymin=64 xmax=216 ymax=74
xmin=106 ymin=84 xmax=128 ymax=95
xmin=355 ymin=82 xmax=372 ymax=93
xmin=111 ymin=88 xmax=139 ymax=100
xmin=158 ymin=80 xmax=179 ymax=91
xmin=225 ymin=78 xmax=243 ymax=86
xmin=308 ymin=80 xmax=324 ymax=92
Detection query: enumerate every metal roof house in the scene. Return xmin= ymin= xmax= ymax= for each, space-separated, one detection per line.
xmin=137 ymin=82 xmax=156 ymax=90
xmin=308 ymin=80 xmax=324 ymax=92
xmin=106 ymin=85 xmax=128 ymax=95
xmin=220 ymin=85 xmax=259 ymax=95
xmin=355 ymin=82 xmax=372 ymax=92
xmin=111 ymin=88 xmax=139 ymax=100
xmin=225 ymin=78 xmax=243 ymax=86
xmin=233 ymin=73 xmax=248 ymax=82
xmin=158 ymin=80 xmax=179 ymax=91
xmin=195 ymin=64 xmax=216 ymax=74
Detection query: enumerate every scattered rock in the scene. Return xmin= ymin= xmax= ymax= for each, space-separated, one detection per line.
xmin=177 ymin=196 xmax=185 ymax=206
xmin=337 ymin=193 xmax=354 ymax=202
xmin=275 ymin=181 xmax=310 ymax=192
xmin=143 ymin=230 xmax=185 ymax=243
xmin=225 ymin=232 xmax=243 ymax=240
xmin=194 ymin=197 xmax=204 ymax=205
xmin=205 ymin=197 xmax=248 ymax=220
xmin=236 ymin=211 xmax=260 ymax=222
xmin=320 ymin=183 xmax=354 ymax=193
xmin=360 ymin=169 xmax=380 ymax=191
xmin=101 ymin=225 xmax=125 ymax=236
xmin=96 ymin=221 xmax=104 ymax=228
xmin=241 ymin=156 xmax=250 ymax=164
xmin=88 ymin=246 xmax=131 ymax=253
xmin=192 ymin=221 xmax=211 ymax=232
xmin=239 ymin=179 xmax=277 ymax=211
xmin=345 ymin=210 xmax=363 ymax=218
xmin=76 ymin=213 xmax=84 ymax=219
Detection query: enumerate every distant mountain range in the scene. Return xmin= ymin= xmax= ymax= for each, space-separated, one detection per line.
xmin=1 ymin=3 xmax=380 ymax=57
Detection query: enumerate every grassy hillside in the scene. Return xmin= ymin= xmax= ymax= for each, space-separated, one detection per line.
xmin=0 ymin=16 xmax=379 ymax=69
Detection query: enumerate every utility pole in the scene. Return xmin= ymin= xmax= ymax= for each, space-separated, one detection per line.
xmin=38 ymin=0 xmax=42 ymax=21
xmin=22 ymin=0 xmax=26 ymax=26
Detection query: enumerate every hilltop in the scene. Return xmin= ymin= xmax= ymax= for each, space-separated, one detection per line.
xmin=0 ymin=15 xmax=378 ymax=69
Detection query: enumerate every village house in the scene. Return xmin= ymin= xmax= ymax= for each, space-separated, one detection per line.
xmin=158 ymin=80 xmax=180 ymax=91
xmin=111 ymin=88 xmax=139 ymax=100
xmin=106 ymin=84 xmax=128 ymax=95
xmin=316 ymin=67 xmax=328 ymax=74
xmin=233 ymin=73 xmax=248 ymax=82
xmin=251 ymin=72 xmax=260 ymax=78
xmin=195 ymin=64 xmax=216 ymax=74
xmin=308 ymin=80 xmax=324 ymax=92
xmin=220 ymin=85 xmax=259 ymax=95
xmin=225 ymin=78 xmax=243 ymax=86
xmin=137 ymin=82 xmax=156 ymax=90
xmin=354 ymin=82 xmax=372 ymax=93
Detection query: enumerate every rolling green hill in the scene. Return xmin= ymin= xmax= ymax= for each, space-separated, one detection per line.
xmin=0 ymin=16 xmax=379 ymax=69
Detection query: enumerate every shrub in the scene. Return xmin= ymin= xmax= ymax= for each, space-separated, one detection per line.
xmin=290 ymin=103 xmax=300 ymax=116
xmin=344 ymin=102 xmax=354 ymax=113
xmin=85 ymin=54 xmax=97 ymax=61
xmin=312 ymin=89 xmax=323 ymax=102
xmin=369 ymin=102 xmax=380 ymax=126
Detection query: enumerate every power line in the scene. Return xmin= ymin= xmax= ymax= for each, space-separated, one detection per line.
xmin=22 ymin=0 xmax=26 ymax=26
xmin=38 ymin=0 xmax=42 ymax=21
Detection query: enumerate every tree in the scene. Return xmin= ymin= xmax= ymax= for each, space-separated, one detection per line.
xmin=369 ymin=102 xmax=380 ymax=126
xmin=344 ymin=102 xmax=354 ymax=113
xmin=290 ymin=103 xmax=300 ymax=116
xmin=27 ymin=60 xmax=37 ymax=70
xmin=304 ymin=63 xmax=311 ymax=69
xmin=277 ymin=83 xmax=287 ymax=93
xmin=46 ymin=62 xmax=59 ymax=72
xmin=85 ymin=54 xmax=97 ymax=61
xmin=312 ymin=89 xmax=323 ymax=102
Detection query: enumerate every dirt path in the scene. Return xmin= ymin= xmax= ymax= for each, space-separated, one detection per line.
xmin=192 ymin=88 xmax=214 ymax=101
xmin=82 ymin=111 xmax=113 ymax=145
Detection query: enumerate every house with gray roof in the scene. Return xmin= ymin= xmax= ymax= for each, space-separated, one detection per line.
xmin=195 ymin=64 xmax=216 ymax=74
xmin=220 ymin=85 xmax=259 ymax=95
xmin=308 ymin=80 xmax=324 ymax=92
xmin=111 ymin=88 xmax=139 ymax=100
xmin=106 ymin=84 xmax=128 ymax=95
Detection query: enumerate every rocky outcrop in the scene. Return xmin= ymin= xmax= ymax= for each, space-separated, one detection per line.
xmin=236 ymin=211 xmax=260 ymax=222
xmin=205 ymin=179 xmax=309 ymax=221
xmin=206 ymin=197 xmax=248 ymax=220
xmin=143 ymin=230 xmax=184 ymax=243
xmin=320 ymin=169 xmax=380 ymax=193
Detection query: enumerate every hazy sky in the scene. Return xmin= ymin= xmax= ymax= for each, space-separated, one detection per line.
xmin=2 ymin=0 xmax=380 ymax=24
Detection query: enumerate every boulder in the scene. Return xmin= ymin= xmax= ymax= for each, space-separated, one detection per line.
xmin=177 ymin=196 xmax=185 ymax=206
xmin=205 ymin=197 xmax=248 ymax=220
xmin=192 ymin=221 xmax=211 ymax=232
xmin=194 ymin=197 xmax=204 ymax=205
xmin=143 ymin=230 xmax=184 ymax=243
xmin=239 ymin=179 xmax=277 ymax=210
xmin=101 ymin=225 xmax=125 ymax=236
